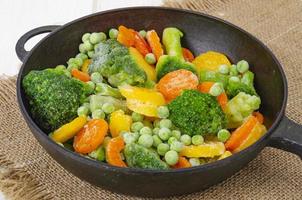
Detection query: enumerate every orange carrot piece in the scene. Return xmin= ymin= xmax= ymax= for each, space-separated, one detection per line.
xmin=106 ymin=137 xmax=127 ymax=167
xmin=73 ymin=119 xmax=108 ymax=154
xmin=117 ymin=25 xmax=135 ymax=47
xmin=225 ymin=115 xmax=258 ymax=151
xmin=134 ymin=32 xmax=151 ymax=56
xmin=146 ymin=30 xmax=164 ymax=60
xmin=198 ymin=82 xmax=228 ymax=109
xmin=253 ymin=111 xmax=264 ymax=124
xmin=172 ymin=157 xmax=191 ymax=169
xmin=71 ymin=69 xmax=90 ymax=82
xmin=157 ymin=69 xmax=199 ymax=101
xmin=182 ymin=48 xmax=194 ymax=62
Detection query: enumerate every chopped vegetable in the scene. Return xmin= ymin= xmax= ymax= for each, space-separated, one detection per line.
xmin=89 ymin=94 xmax=127 ymax=113
xmin=124 ymin=143 xmax=169 ymax=169
xmin=81 ymin=59 xmax=92 ymax=73
xmin=146 ymin=30 xmax=164 ymax=61
xmin=109 ymin=110 xmax=132 ymax=137
xmin=138 ymin=134 xmax=153 ymax=148
xmin=182 ymin=48 xmax=194 ymax=62
xmin=90 ymin=72 xmax=103 ymax=83
xmin=71 ymin=69 xmax=91 ymax=82
xmin=133 ymin=31 xmax=151 ymax=56
xmin=158 ymin=127 xmax=171 ymax=141
xmin=131 ymin=112 xmax=144 ymax=122
xmin=168 ymin=90 xmax=227 ymax=136
xmin=51 ymin=116 xmax=87 ymax=143
xmin=217 ymin=129 xmax=231 ymax=142
xmin=180 ymin=134 xmax=192 ymax=145
xmin=226 ymin=71 xmax=257 ymax=98
xmin=165 ymin=150 xmax=179 ymax=166
xmin=157 ymin=143 xmax=170 ymax=156
xmin=191 ymin=135 xmax=204 ymax=145
xmin=109 ymin=28 xmax=119 ymax=39
xmin=95 ymin=83 xmax=122 ymax=98
xmin=218 ymin=151 xmax=232 ymax=160
xmin=236 ymin=60 xmax=249 ymax=73
xmin=172 ymin=157 xmax=191 ymax=169
xmin=119 ymin=85 xmax=166 ymax=117
xmin=253 ymin=111 xmax=264 ymax=124
xmin=180 ymin=141 xmax=225 ymax=158
xmin=106 ymin=136 xmax=127 ymax=167
xmin=157 ymin=69 xmax=199 ymax=101
xmin=145 ymin=53 xmax=156 ymax=65
xmin=88 ymin=146 xmax=105 ymax=161
xmin=157 ymin=106 xmax=170 ymax=119
xmin=225 ymin=115 xmax=258 ymax=151
xmin=73 ymin=119 xmax=108 ymax=154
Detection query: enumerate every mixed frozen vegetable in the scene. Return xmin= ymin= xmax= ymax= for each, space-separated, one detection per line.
xmin=23 ymin=25 xmax=267 ymax=170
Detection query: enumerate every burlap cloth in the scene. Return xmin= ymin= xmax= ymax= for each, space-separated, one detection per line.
xmin=0 ymin=0 xmax=302 ymax=199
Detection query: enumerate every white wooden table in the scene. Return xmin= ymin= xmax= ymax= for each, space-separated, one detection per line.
xmin=0 ymin=0 xmax=162 ymax=199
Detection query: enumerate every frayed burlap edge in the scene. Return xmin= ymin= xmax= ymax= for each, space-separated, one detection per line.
xmin=0 ymin=76 xmax=54 ymax=200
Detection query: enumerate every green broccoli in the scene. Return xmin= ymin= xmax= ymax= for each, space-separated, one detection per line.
xmin=88 ymin=39 xmax=147 ymax=87
xmin=199 ymin=70 xmax=229 ymax=88
xmin=168 ymin=90 xmax=227 ymax=136
xmin=22 ymin=68 xmax=91 ymax=131
xmin=124 ymin=143 xmax=169 ymax=169
xmin=155 ymin=28 xmax=197 ymax=79
xmin=226 ymin=71 xmax=257 ymax=98
xmin=225 ymin=92 xmax=261 ymax=128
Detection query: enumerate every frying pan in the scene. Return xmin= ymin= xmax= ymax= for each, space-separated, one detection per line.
xmin=15 ymin=7 xmax=302 ymax=197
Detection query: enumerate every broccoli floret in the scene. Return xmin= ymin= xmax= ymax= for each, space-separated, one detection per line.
xmin=155 ymin=28 xmax=197 ymax=79
xmin=95 ymin=82 xmax=122 ymax=98
xmin=124 ymin=143 xmax=169 ymax=169
xmin=226 ymin=71 xmax=257 ymax=98
xmin=88 ymin=39 xmax=147 ymax=87
xmin=156 ymin=55 xmax=197 ymax=80
xmin=22 ymin=68 xmax=90 ymax=131
xmin=225 ymin=92 xmax=261 ymax=128
xmin=168 ymin=90 xmax=227 ymax=136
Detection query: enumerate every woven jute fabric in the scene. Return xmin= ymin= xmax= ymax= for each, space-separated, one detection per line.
xmin=0 ymin=0 xmax=302 ymax=199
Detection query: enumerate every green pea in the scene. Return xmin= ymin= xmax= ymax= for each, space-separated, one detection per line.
xmin=82 ymin=102 xmax=90 ymax=110
xmin=131 ymin=112 xmax=144 ymax=122
xmin=218 ymin=64 xmax=229 ymax=74
xmin=159 ymin=119 xmax=172 ymax=129
xmin=164 ymin=150 xmax=179 ymax=166
xmin=77 ymin=106 xmax=89 ymax=117
xmin=170 ymin=141 xmax=183 ymax=152
xmin=168 ymin=137 xmax=178 ymax=145
xmin=192 ymin=135 xmax=204 ymax=145
xmin=63 ymin=70 xmax=71 ymax=77
xmin=180 ymin=134 xmax=191 ymax=145
xmin=209 ymin=82 xmax=224 ymax=97
xmin=152 ymin=135 xmax=163 ymax=147
xmin=229 ymin=64 xmax=238 ymax=76
xmin=236 ymin=60 xmax=249 ymax=73
xmin=145 ymin=53 xmax=156 ymax=65
xmin=157 ymin=143 xmax=170 ymax=156
xmin=91 ymin=72 xmax=103 ymax=83
xmin=76 ymin=53 xmax=88 ymax=61
xmin=131 ymin=122 xmax=144 ymax=132
xmin=83 ymin=40 xmax=93 ymax=51
xmin=79 ymin=43 xmax=87 ymax=53
xmin=55 ymin=65 xmax=66 ymax=70
xmin=171 ymin=130 xmax=181 ymax=140
xmin=89 ymin=32 xmax=103 ymax=44
xmin=158 ymin=127 xmax=171 ymax=141
xmin=217 ymin=129 xmax=231 ymax=142
xmin=109 ymin=28 xmax=119 ymax=39
xmin=139 ymin=126 xmax=152 ymax=135
xmin=86 ymin=81 xmax=95 ymax=91
xmin=123 ymin=132 xmax=137 ymax=144
xmin=92 ymin=109 xmax=105 ymax=119
xmin=189 ymin=158 xmax=200 ymax=166
xmin=153 ymin=127 xmax=160 ymax=135
xmin=82 ymin=33 xmax=91 ymax=42
xmin=139 ymin=30 xmax=147 ymax=38
xmin=88 ymin=51 xmax=94 ymax=58
xmin=102 ymin=103 xmax=115 ymax=114
xmin=67 ymin=64 xmax=78 ymax=71
xmin=138 ymin=134 xmax=153 ymax=148
xmin=99 ymin=32 xmax=107 ymax=41
xmin=157 ymin=106 xmax=169 ymax=119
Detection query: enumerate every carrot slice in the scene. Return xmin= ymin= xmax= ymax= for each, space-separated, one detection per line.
xmin=73 ymin=119 xmax=108 ymax=154
xmin=106 ymin=137 xmax=127 ymax=167
xmin=134 ymin=32 xmax=151 ymax=56
xmin=225 ymin=115 xmax=258 ymax=151
xmin=172 ymin=157 xmax=191 ymax=169
xmin=197 ymin=82 xmax=228 ymax=109
xmin=157 ymin=69 xmax=199 ymax=101
xmin=253 ymin=111 xmax=264 ymax=124
xmin=117 ymin=25 xmax=135 ymax=47
xmin=182 ymin=48 xmax=194 ymax=62
xmin=146 ymin=30 xmax=164 ymax=60
xmin=71 ymin=69 xmax=90 ymax=82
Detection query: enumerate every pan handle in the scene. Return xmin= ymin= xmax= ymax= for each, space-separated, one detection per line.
xmin=15 ymin=25 xmax=60 ymax=61
xmin=269 ymin=116 xmax=302 ymax=158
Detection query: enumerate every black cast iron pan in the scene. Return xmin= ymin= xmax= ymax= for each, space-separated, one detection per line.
xmin=15 ymin=7 xmax=302 ymax=197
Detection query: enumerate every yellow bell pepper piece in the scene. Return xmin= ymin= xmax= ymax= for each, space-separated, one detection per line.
xmin=180 ymin=141 xmax=225 ymax=158
xmin=218 ymin=151 xmax=232 ymax=160
xmin=119 ymin=85 xmax=165 ymax=117
xmin=109 ymin=110 xmax=132 ymax=137
xmin=81 ymin=59 xmax=92 ymax=73
xmin=192 ymin=51 xmax=231 ymax=74
xmin=233 ymin=122 xmax=267 ymax=153
xmin=129 ymin=47 xmax=157 ymax=82
xmin=51 ymin=116 xmax=87 ymax=143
